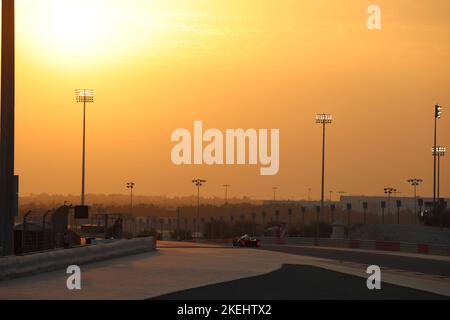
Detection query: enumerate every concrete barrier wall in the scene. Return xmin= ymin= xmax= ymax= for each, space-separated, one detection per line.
xmin=194 ymin=237 xmax=450 ymax=256
xmin=428 ymin=244 xmax=450 ymax=256
xmin=259 ymin=237 xmax=450 ymax=256
xmin=0 ymin=237 xmax=156 ymax=281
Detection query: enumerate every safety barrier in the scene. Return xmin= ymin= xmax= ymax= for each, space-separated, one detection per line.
xmin=427 ymin=243 xmax=450 ymax=256
xmin=192 ymin=236 xmax=450 ymax=256
xmin=0 ymin=237 xmax=156 ymax=281
xmin=375 ymin=241 xmax=401 ymax=252
xmin=258 ymin=237 xmax=450 ymax=256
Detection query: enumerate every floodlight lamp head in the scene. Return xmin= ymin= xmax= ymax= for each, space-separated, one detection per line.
xmin=75 ymin=89 xmax=94 ymax=103
xmin=432 ymin=146 xmax=447 ymax=156
xmin=316 ymin=114 xmax=333 ymax=124
xmin=435 ymin=104 xmax=443 ymax=119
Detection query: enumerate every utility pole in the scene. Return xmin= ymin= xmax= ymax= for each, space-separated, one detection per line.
xmin=126 ymin=182 xmax=135 ymax=214
xmin=272 ymin=187 xmax=278 ymax=202
xmin=301 ymin=207 xmax=306 ymax=236
xmin=362 ymin=202 xmax=368 ymax=225
xmin=407 ymin=178 xmax=423 ymax=225
xmin=384 ymin=187 xmax=397 ymax=218
xmin=223 ymin=184 xmax=231 ymax=204
xmin=0 ymin=0 xmax=15 ymax=256
xmin=192 ymin=179 xmax=206 ymax=239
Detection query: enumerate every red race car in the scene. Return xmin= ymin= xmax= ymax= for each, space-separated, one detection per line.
xmin=232 ymin=235 xmax=261 ymax=248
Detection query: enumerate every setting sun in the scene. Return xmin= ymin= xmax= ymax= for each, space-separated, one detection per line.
xmin=17 ymin=0 xmax=137 ymax=63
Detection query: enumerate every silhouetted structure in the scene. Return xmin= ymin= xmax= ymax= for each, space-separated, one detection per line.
xmin=0 ymin=0 xmax=15 ymax=256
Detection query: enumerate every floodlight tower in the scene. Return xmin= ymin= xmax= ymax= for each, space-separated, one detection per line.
xmin=384 ymin=187 xmax=397 ymax=217
xmin=433 ymin=104 xmax=443 ymax=214
xmin=127 ymin=182 xmax=135 ymax=214
xmin=407 ymin=178 xmax=423 ymax=224
xmin=432 ymin=146 xmax=446 ymax=201
xmin=0 ymin=0 xmax=15 ymax=256
xmin=75 ymin=89 xmax=94 ymax=205
xmin=192 ymin=179 xmax=206 ymax=238
xmin=316 ymin=114 xmax=333 ymax=211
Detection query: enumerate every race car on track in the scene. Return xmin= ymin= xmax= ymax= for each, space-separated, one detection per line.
xmin=232 ymin=235 xmax=261 ymax=248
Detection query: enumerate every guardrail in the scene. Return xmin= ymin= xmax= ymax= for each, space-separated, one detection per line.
xmin=0 ymin=237 xmax=156 ymax=281
xmin=259 ymin=237 xmax=450 ymax=256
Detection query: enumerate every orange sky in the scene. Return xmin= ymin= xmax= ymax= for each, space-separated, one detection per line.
xmin=12 ymin=0 xmax=450 ymax=201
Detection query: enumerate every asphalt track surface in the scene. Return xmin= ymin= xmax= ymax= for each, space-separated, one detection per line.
xmin=153 ymin=264 xmax=447 ymax=300
xmin=260 ymin=245 xmax=450 ymax=277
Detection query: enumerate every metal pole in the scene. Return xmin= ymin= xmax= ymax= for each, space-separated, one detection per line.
xmin=331 ymin=207 xmax=335 ymax=224
xmin=315 ymin=206 xmax=320 ymax=245
xmin=223 ymin=185 xmax=231 ymax=205
xmin=22 ymin=211 xmax=31 ymax=254
xmin=0 ymin=0 xmax=15 ymax=256
xmin=81 ymin=98 xmax=86 ymax=205
xmin=437 ymin=154 xmax=440 ymax=201
xmin=42 ymin=210 xmax=51 ymax=250
xmin=438 ymin=154 xmax=442 ymax=228
xmin=433 ymin=116 xmax=437 ymax=216
xmin=177 ymin=208 xmax=180 ymax=240
xmin=197 ymin=185 xmax=200 ymax=239
xmin=104 ymin=214 xmax=108 ymax=239
xmin=252 ymin=214 xmax=255 ymax=237
xmin=225 ymin=186 xmax=228 ymax=204
xmin=42 ymin=215 xmax=46 ymax=250
xmin=387 ymin=193 xmax=391 ymax=217
xmin=321 ymin=122 xmax=326 ymax=211
xmin=302 ymin=210 xmax=305 ymax=236
xmin=414 ymin=185 xmax=417 ymax=225
xmin=130 ymin=187 xmax=133 ymax=214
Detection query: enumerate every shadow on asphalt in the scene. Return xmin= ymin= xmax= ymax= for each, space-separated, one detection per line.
xmin=261 ymin=245 xmax=450 ymax=277
xmin=152 ymin=264 xmax=447 ymax=300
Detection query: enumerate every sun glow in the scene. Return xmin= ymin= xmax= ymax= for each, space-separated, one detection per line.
xmin=17 ymin=0 xmax=140 ymax=64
